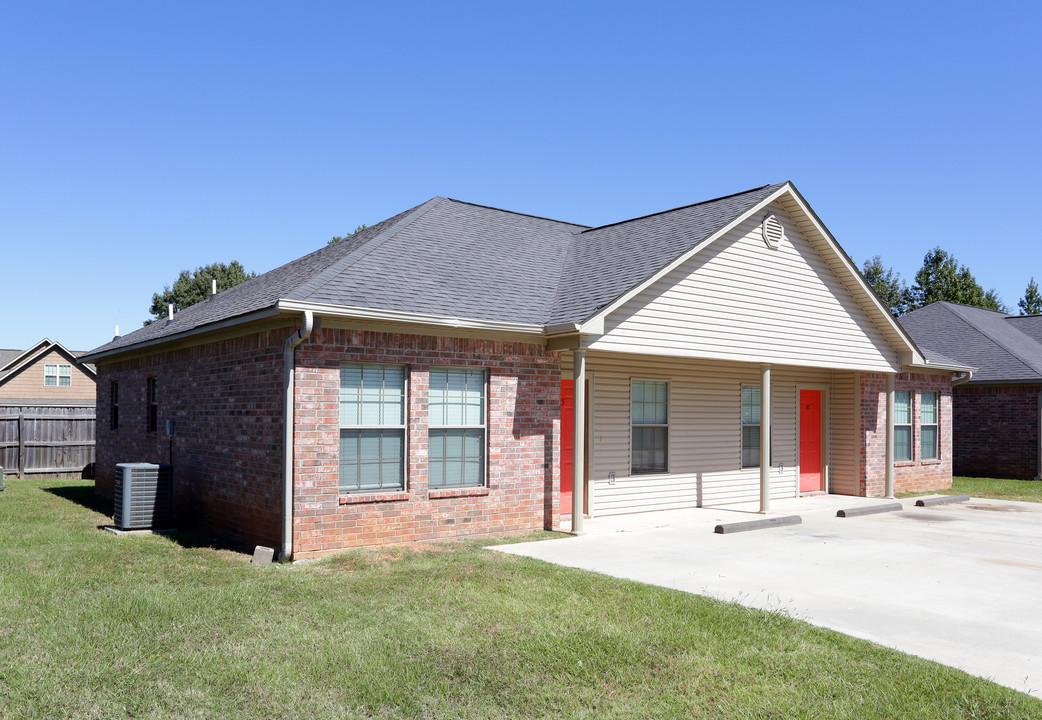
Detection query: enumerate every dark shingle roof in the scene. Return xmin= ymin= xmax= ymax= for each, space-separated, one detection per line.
xmin=0 ymin=349 xmax=23 ymax=372
xmin=899 ymin=302 xmax=1042 ymax=383
xmin=548 ymin=183 xmax=786 ymax=324
xmin=86 ymin=184 xmax=791 ymax=358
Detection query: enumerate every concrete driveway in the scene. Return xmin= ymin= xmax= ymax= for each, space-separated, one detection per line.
xmin=495 ymin=495 xmax=1042 ymax=698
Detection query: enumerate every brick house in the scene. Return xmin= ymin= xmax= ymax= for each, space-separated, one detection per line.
xmin=82 ymin=182 xmax=967 ymax=560
xmin=900 ymin=301 xmax=1042 ymax=479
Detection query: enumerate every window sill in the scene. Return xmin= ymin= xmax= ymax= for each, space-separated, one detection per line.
xmin=429 ymin=487 xmax=490 ymax=500
xmin=894 ymin=461 xmax=916 ymax=468
xmin=920 ymin=459 xmax=942 ymax=465
xmin=339 ymin=492 xmax=409 ymax=505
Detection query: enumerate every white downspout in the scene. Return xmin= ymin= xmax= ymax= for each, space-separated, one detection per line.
xmin=759 ymin=364 xmax=771 ymax=513
xmin=1035 ymin=389 xmax=1042 ymax=481
xmin=571 ymin=349 xmax=586 ymax=534
xmin=885 ymin=374 xmax=895 ymax=499
xmin=281 ymin=310 xmax=314 ymax=561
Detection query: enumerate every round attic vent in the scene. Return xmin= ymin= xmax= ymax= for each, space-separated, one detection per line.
xmin=761 ymin=213 xmax=785 ymax=249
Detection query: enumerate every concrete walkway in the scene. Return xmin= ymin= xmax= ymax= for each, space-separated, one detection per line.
xmin=495 ymin=495 xmax=1042 ymax=698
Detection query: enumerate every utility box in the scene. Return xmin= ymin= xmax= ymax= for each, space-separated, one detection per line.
xmin=113 ymin=463 xmax=172 ymax=530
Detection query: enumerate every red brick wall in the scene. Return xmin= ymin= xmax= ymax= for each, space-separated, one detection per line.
xmin=94 ymin=330 xmax=286 ymax=547
xmin=860 ymin=371 xmax=953 ymax=496
xmin=953 ymin=384 xmax=1041 ymax=479
xmin=292 ymin=328 xmax=560 ymax=559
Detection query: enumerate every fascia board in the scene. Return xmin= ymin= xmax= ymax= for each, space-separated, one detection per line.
xmin=904 ymin=361 xmax=977 ymax=372
xmin=80 ymin=307 xmax=283 ymax=363
xmin=781 ymin=186 xmax=927 ymax=366
xmin=0 ymin=339 xmax=52 ymax=375
xmin=579 ymin=184 xmax=791 ymax=328
xmin=276 ymin=300 xmax=546 ymax=336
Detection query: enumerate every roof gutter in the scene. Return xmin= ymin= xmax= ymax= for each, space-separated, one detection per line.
xmin=276 ymin=300 xmax=545 ymax=336
xmin=281 ymin=310 xmax=314 ymax=562
xmin=80 ymin=307 xmax=283 ymax=363
xmin=951 ymin=370 xmax=974 ymax=386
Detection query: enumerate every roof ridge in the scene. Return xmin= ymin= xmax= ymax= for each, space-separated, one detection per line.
xmin=946 ymin=303 xmax=1042 ymax=375
xmin=444 ymin=197 xmax=590 ymax=228
xmin=579 ymin=182 xmax=784 ymax=235
xmin=287 ymin=198 xmax=443 ymax=301
xmin=934 ymin=300 xmax=1013 ymax=318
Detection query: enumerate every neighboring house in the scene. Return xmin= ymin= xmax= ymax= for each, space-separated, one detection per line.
xmin=0 ymin=339 xmax=97 ymax=405
xmin=900 ymin=301 xmax=1042 ymax=479
xmin=0 ymin=339 xmax=98 ymax=477
xmin=82 ymin=182 xmax=967 ymax=559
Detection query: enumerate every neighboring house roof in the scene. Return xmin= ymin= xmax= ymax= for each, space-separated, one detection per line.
xmin=0 ymin=339 xmax=97 ymax=384
xmin=0 ymin=349 xmax=23 ymax=370
xmin=83 ymin=182 xmax=922 ymax=367
xmin=899 ymin=302 xmax=1042 ymax=383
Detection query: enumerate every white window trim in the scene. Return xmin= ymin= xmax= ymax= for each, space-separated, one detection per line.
xmin=428 ymin=366 xmax=488 ymax=489
xmin=920 ymin=391 xmax=939 ymax=460
xmin=630 ymin=377 xmax=670 ymax=476
xmin=44 ymin=363 xmax=71 ymax=387
xmin=338 ymin=362 xmax=409 ymax=494
xmin=894 ymin=390 xmax=912 ymax=462
xmin=741 ymin=383 xmax=761 ymax=469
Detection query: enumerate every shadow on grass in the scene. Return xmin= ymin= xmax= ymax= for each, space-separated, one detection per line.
xmin=42 ymin=483 xmax=256 ymax=558
xmin=43 ymin=483 xmax=113 ymax=516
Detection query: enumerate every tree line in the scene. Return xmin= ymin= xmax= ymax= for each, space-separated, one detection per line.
xmin=862 ymin=247 xmax=1041 ymax=317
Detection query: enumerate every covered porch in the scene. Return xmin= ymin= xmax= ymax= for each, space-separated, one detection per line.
xmin=560 ymin=349 xmax=904 ymax=529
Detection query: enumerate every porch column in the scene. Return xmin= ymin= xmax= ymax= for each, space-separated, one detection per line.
xmin=885 ymin=373 xmax=895 ymax=498
xmin=759 ymin=364 xmax=771 ymax=513
xmin=572 ymin=349 xmax=586 ymax=533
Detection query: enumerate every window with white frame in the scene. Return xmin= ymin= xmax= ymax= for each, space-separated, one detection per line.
xmin=45 ymin=363 xmax=71 ymax=387
xmin=631 ymin=379 xmax=668 ymax=474
xmin=339 ymin=363 xmax=406 ymax=493
xmin=921 ymin=391 xmax=939 ymax=460
xmin=894 ymin=390 xmax=912 ymax=461
xmin=428 ymin=367 xmax=487 ymax=488
xmin=741 ymin=385 xmax=761 ymax=468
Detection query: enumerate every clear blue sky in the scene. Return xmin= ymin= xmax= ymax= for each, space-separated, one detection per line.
xmin=2 ymin=1 xmax=1039 ymax=352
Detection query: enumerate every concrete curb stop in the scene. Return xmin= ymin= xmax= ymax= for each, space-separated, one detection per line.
xmin=714 ymin=515 xmax=801 ymax=534
xmin=915 ymin=494 xmax=971 ymax=507
xmin=836 ymin=502 xmax=903 ymax=518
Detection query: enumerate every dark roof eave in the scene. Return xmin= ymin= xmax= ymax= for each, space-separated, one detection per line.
xmin=80 ymin=306 xmax=284 ymax=363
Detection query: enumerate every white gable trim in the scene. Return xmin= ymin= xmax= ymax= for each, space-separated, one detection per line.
xmin=778 ymin=185 xmax=923 ymax=365
xmin=0 ymin=338 xmax=96 ymax=381
xmin=579 ymin=182 xmax=924 ymax=366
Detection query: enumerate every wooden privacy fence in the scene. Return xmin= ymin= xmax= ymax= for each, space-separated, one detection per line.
xmin=0 ymin=405 xmax=96 ymax=478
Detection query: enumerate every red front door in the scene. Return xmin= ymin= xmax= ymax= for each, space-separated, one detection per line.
xmin=560 ymin=379 xmax=574 ymax=514
xmin=799 ymin=389 xmax=823 ymax=492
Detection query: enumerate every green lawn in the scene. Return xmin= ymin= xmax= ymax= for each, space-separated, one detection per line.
xmin=900 ymin=476 xmax=1042 ymax=504
xmin=1 ymin=478 xmax=1039 ymax=719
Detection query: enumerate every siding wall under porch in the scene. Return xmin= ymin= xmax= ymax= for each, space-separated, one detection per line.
xmin=563 ymin=352 xmax=861 ymax=517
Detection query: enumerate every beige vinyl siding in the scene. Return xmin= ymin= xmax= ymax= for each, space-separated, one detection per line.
xmin=0 ymin=350 xmax=96 ymax=403
xmin=590 ymin=203 xmax=900 ymax=373
xmin=574 ymin=352 xmax=853 ymax=516
xmin=829 ymin=370 xmax=859 ymax=495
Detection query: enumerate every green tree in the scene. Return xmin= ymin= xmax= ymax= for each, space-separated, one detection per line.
xmin=861 ymin=255 xmax=911 ymax=316
xmin=328 ymin=224 xmax=368 ymax=245
xmin=145 ymin=261 xmax=256 ymax=325
xmin=1019 ymin=277 xmax=1042 ymax=315
xmin=908 ymin=247 xmax=1008 ymax=312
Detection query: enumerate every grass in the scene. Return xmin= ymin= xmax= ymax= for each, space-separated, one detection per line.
xmin=899 ymin=476 xmax=1042 ymax=504
xmin=1 ymin=478 xmax=1039 ymax=719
